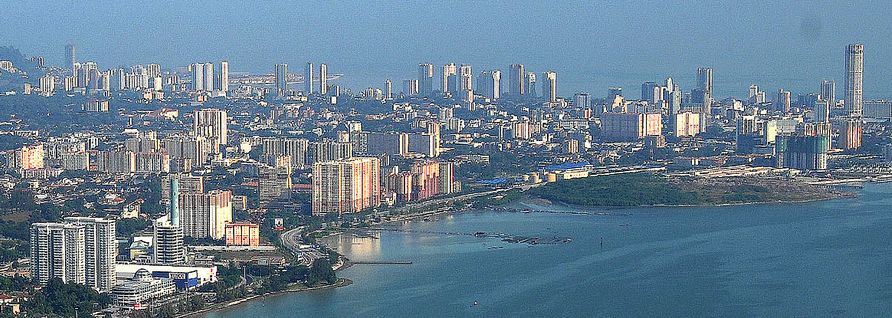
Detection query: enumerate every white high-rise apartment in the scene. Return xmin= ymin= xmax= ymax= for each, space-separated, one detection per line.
xmin=64 ymin=217 xmax=117 ymax=292
xmin=30 ymin=223 xmax=86 ymax=285
xmin=179 ymin=190 xmax=232 ymax=240
xmin=319 ymin=63 xmax=328 ymax=95
xmin=193 ymin=109 xmax=228 ymax=152
xmin=845 ymin=43 xmax=864 ymax=117
xmin=191 ymin=63 xmax=204 ymax=91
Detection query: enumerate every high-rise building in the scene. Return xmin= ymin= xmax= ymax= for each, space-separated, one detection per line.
xmin=219 ymin=61 xmax=229 ymax=95
xmin=203 ymin=62 xmax=214 ymax=92
xmin=574 ymin=93 xmax=591 ymax=108
xmin=384 ymin=79 xmax=393 ymax=100
xmin=542 ymin=71 xmax=557 ymax=102
xmin=641 ymin=81 xmax=657 ymax=102
xmin=476 ymin=70 xmax=501 ymax=99
xmin=820 ymin=80 xmax=835 ymax=104
xmin=63 ymin=217 xmax=116 ymax=292
xmin=65 ymin=44 xmax=76 ymax=71
xmin=312 ymin=157 xmax=381 ymax=215
xmin=403 ymin=79 xmax=419 ymax=96
xmin=193 ymin=109 xmax=228 ymax=152
xmin=305 ymin=62 xmax=315 ymax=94
xmin=526 ymin=72 xmax=537 ymax=98
xmin=845 ymin=43 xmax=864 ymax=117
xmin=191 ymin=63 xmax=204 ymax=91
xmin=31 ymin=223 xmax=85 ymax=285
xmin=224 ymin=223 xmax=260 ymax=247
xmin=275 ymin=63 xmax=288 ymax=97
xmin=319 ymin=63 xmax=328 ymax=95
xmin=442 ymin=63 xmax=457 ymax=95
xmin=509 ymin=64 xmax=526 ymax=97
xmin=696 ymin=67 xmax=713 ymax=114
xmin=262 ymin=137 xmax=310 ymax=169
xmin=459 ymin=64 xmax=473 ymax=95
xmin=418 ymin=63 xmax=434 ymax=97
xmin=814 ymin=98 xmax=831 ymax=123
xmin=179 ymin=190 xmax=232 ymax=240
xmin=258 ymin=164 xmax=292 ymax=208
xmin=776 ymin=89 xmax=791 ymax=113
xmin=153 ymin=218 xmax=184 ymax=265
xmin=438 ymin=161 xmax=456 ymax=195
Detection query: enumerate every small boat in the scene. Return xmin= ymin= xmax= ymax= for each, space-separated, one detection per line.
xmin=472 ymin=300 xmax=479 ymax=307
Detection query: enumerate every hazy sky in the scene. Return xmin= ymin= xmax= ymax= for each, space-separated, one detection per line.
xmin=3 ymin=0 xmax=889 ymax=99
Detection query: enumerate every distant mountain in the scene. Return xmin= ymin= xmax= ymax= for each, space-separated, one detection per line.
xmin=0 ymin=46 xmax=45 ymax=89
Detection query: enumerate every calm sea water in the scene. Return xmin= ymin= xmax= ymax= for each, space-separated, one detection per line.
xmin=201 ymin=183 xmax=892 ymax=317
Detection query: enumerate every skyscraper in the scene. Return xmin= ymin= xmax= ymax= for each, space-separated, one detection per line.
xmin=641 ymin=81 xmax=657 ymax=102
xmin=219 ymin=61 xmax=229 ymax=95
xmin=403 ymin=79 xmax=419 ymax=96
xmin=442 ymin=63 xmax=457 ymax=95
xmin=776 ymin=89 xmax=791 ymax=113
xmin=319 ymin=63 xmax=328 ymax=95
xmin=476 ymin=70 xmax=501 ymax=99
xmin=63 ymin=217 xmax=116 ymax=292
xmin=65 ymin=44 xmax=76 ymax=71
xmin=203 ymin=62 xmax=214 ymax=92
xmin=820 ymin=80 xmax=835 ymax=104
xmin=193 ymin=109 xmax=228 ymax=152
xmin=385 ymin=79 xmax=393 ymax=100
xmin=459 ymin=64 xmax=473 ymax=94
xmin=845 ymin=43 xmax=864 ymax=117
xmin=696 ymin=67 xmax=713 ymax=114
xmin=418 ymin=63 xmax=434 ymax=97
xmin=542 ymin=71 xmax=557 ymax=102
xmin=178 ymin=190 xmax=232 ymax=240
xmin=526 ymin=72 xmax=537 ymax=98
xmin=312 ymin=157 xmax=381 ymax=215
xmin=305 ymin=62 xmax=315 ymax=94
xmin=191 ymin=63 xmax=204 ymax=91
xmin=509 ymin=64 xmax=526 ymax=97
xmin=275 ymin=63 xmax=288 ymax=97
xmin=31 ymin=223 xmax=85 ymax=285
xmin=153 ymin=218 xmax=184 ymax=265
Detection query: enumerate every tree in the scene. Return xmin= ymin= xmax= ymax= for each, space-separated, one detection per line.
xmin=306 ymin=258 xmax=337 ymax=286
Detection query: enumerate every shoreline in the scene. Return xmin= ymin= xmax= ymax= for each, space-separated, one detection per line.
xmin=193 ymin=182 xmax=861 ymax=317
xmin=179 ymin=278 xmax=353 ymax=318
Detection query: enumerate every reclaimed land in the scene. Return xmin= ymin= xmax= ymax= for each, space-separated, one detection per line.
xmin=528 ymin=172 xmax=854 ymax=207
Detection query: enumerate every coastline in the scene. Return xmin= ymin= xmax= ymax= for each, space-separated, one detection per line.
xmin=192 ymin=182 xmax=859 ymax=317
xmin=179 ymin=278 xmax=353 ymax=318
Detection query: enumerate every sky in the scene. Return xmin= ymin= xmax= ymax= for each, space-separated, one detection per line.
xmin=2 ymin=0 xmax=890 ymax=99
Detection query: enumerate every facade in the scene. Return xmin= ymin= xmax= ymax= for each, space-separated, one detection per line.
xmin=261 ymin=137 xmax=309 ymax=169
xmin=673 ymin=111 xmax=702 ymax=137
xmin=312 ymin=157 xmax=381 ymax=215
xmin=224 ymin=222 xmax=260 ymax=247
xmin=179 ymin=190 xmax=232 ymax=240
xmin=63 ymin=217 xmax=117 ymax=292
xmin=153 ymin=219 xmax=185 ymax=265
xmin=845 ymin=43 xmax=864 ymax=117
xmin=30 ymin=223 xmax=85 ymax=285
xmin=110 ymin=269 xmax=176 ymax=309
xmin=600 ymin=112 xmax=662 ymax=141
xmin=193 ymin=109 xmax=228 ymax=152
xmin=258 ymin=164 xmax=292 ymax=208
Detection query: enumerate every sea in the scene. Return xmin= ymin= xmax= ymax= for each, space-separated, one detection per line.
xmin=201 ymin=183 xmax=892 ymax=317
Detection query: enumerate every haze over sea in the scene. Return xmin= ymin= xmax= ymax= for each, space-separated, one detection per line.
xmin=202 ymin=183 xmax=892 ymax=317
xmin=3 ymin=1 xmax=892 ymax=99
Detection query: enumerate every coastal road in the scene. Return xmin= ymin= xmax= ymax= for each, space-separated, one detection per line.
xmin=280 ymin=226 xmax=305 ymax=256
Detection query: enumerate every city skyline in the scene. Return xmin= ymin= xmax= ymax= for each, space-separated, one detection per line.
xmin=3 ymin=1 xmax=890 ymax=98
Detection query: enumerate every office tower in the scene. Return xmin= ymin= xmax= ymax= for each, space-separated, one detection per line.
xmin=542 ymin=71 xmax=557 ymax=103
xmin=305 ymin=62 xmax=315 ymax=94
xmin=403 ymin=79 xmax=419 ymax=96
xmin=697 ymin=67 xmax=713 ymax=114
xmin=63 ymin=217 xmax=116 ymax=292
xmin=526 ymin=72 xmax=537 ymax=98
xmin=820 ymin=80 xmax=835 ymax=103
xmin=193 ymin=109 xmax=228 ymax=152
xmin=476 ymin=70 xmax=501 ymax=100
xmin=152 ymin=219 xmax=184 ymax=265
xmin=641 ymin=81 xmax=657 ymax=102
xmin=509 ymin=64 xmax=526 ymax=96
xmin=776 ymin=89 xmax=791 ymax=113
xmin=319 ymin=63 xmax=328 ymax=95
xmin=438 ymin=161 xmax=455 ymax=195
xmin=442 ymin=63 xmax=457 ymax=94
xmin=31 ymin=223 xmax=85 ymax=285
xmin=65 ymin=44 xmax=76 ymax=71
xmin=385 ymin=79 xmax=393 ymax=100
xmin=814 ymin=98 xmax=831 ymax=123
xmin=203 ymin=62 xmax=214 ymax=92
xmin=219 ymin=61 xmax=229 ymax=95
xmin=459 ymin=64 xmax=473 ymax=93
xmin=261 ymin=137 xmax=310 ymax=169
xmin=178 ymin=190 xmax=232 ymax=240
xmin=275 ymin=63 xmax=288 ymax=96
xmin=418 ymin=63 xmax=434 ymax=97
xmin=574 ymin=93 xmax=591 ymax=108
xmin=258 ymin=164 xmax=292 ymax=208
xmin=312 ymin=157 xmax=381 ymax=215
xmin=190 ymin=63 xmax=204 ymax=91
xmin=845 ymin=43 xmax=864 ymax=117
